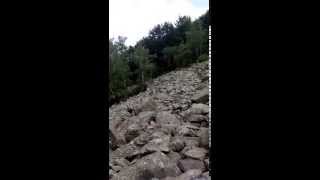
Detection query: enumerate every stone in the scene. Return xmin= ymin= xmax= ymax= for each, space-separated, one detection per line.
xmin=183 ymin=137 xmax=200 ymax=147
xmin=137 ymin=97 xmax=157 ymax=114
xmin=198 ymin=128 xmax=209 ymax=148
xmin=190 ymin=104 xmax=209 ymax=115
xmin=134 ymin=132 xmax=152 ymax=146
xmin=191 ymin=175 xmax=210 ymax=180
xmin=201 ymin=75 xmax=209 ymax=82
xmin=125 ymin=123 xmax=142 ymax=142
xmin=138 ymin=111 xmax=156 ymax=127
xmin=161 ymin=124 xmax=178 ymax=136
xmin=186 ymin=114 xmax=207 ymax=123
xmin=161 ymin=177 xmax=176 ymax=180
xmin=178 ymin=158 xmax=206 ymax=172
xmin=167 ymin=151 xmax=182 ymax=163
xmin=183 ymin=147 xmax=208 ymax=160
xmin=111 ymin=143 xmax=141 ymax=161
xmin=191 ymin=88 xmax=209 ymax=104
xmin=190 ymin=122 xmax=201 ymax=128
xmin=141 ymin=135 xmax=171 ymax=154
xmin=177 ymin=124 xmax=199 ymax=137
xmin=156 ymin=93 xmax=170 ymax=100
xmin=113 ymin=152 xmax=181 ymax=180
xmin=110 ymin=127 xmax=126 ymax=148
xmin=200 ymin=121 xmax=209 ymax=127
xmin=156 ymin=111 xmax=181 ymax=127
xmin=169 ymin=136 xmax=185 ymax=152
xmin=202 ymin=171 xmax=210 ymax=179
xmin=109 ymin=169 xmax=115 ymax=179
xmin=112 ymin=165 xmax=122 ymax=172
xmin=204 ymin=159 xmax=209 ymax=170
xmin=136 ymin=152 xmax=182 ymax=178
xmin=176 ymin=169 xmax=203 ymax=180
xmin=113 ymin=158 xmax=130 ymax=168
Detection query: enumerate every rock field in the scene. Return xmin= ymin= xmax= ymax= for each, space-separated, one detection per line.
xmin=109 ymin=61 xmax=211 ymax=180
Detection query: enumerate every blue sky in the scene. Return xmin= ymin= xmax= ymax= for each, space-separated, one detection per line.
xmin=192 ymin=0 xmax=209 ymax=8
xmin=110 ymin=0 xmax=209 ymax=46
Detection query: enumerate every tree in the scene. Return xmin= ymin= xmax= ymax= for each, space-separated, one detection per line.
xmin=109 ymin=37 xmax=130 ymax=97
xmin=162 ymin=46 xmax=178 ymax=70
xmin=133 ymin=45 xmax=154 ymax=84
xmin=186 ymin=22 xmax=206 ymax=61
xmin=174 ymin=43 xmax=193 ymax=67
xmin=175 ymin=16 xmax=192 ymax=43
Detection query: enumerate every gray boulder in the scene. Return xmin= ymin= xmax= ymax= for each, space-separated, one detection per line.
xmin=112 ymin=152 xmax=181 ymax=180
xmin=190 ymin=104 xmax=209 ymax=115
xmin=191 ymin=88 xmax=209 ymax=104
xmin=178 ymin=158 xmax=206 ymax=172
xmin=163 ymin=169 xmax=203 ymax=180
xmin=169 ymin=136 xmax=185 ymax=152
xmin=182 ymin=147 xmax=208 ymax=160
xmin=198 ymin=128 xmax=209 ymax=148
xmin=156 ymin=111 xmax=181 ymax=127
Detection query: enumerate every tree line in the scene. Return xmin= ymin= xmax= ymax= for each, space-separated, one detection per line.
xmin=108 ymin=10 xmax=209 ymax=105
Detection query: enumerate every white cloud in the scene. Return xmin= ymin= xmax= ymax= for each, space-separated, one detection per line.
xmin=109 ymin=0 xmax=208 ymax=46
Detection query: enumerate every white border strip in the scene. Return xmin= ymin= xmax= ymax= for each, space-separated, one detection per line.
xmin=209 ymin=25 xmax=211 ymax=148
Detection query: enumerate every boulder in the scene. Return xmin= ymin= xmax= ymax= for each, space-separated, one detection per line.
xmin=183 ymin=137 xmax=200 ymax=147
xmin=204 ymin=159 xmax=209 ymax=170
xmin=190 ymin=122 xmax=201 ymax=128
xmin=198 ymin=128 xmax=209 ymax=148
xmin=167 ymin=151 xmax=182 ymax=163
xmin=190 ymin=104 xmax=209 ymax=115
xmin=202 ymin=171 xmax=210 ymax=179
xmin=111 ymin=165 xmax=122 ymax=172
xmin=138 ymin=111 xmax=156 ymax=127
xmin=125 ymin=123 xmax=142 ymax=142
xmin=156 ymin=111 xmax=181 ymax=127
xmin=166 ymin=169 xmax=203 ymax=180
xmin=136 ymin=97 xmax=157 ymax=114
xmin=191 ymin=88 xmax=209 ymax=104
xmin=113 ymin=152 xmax=181 ymax=180
xmin=109 ymin=127 xmax=126 ymax=148
xmin=136 ymin=152 xmax=182 ymax=178
xmin=177 ymin=124 xmax=199 ymax=137
xmin=178 ymin=158 xmax=206 ymax=172
xmin=182 ymin=147 xmax=208 ymax=160
xmin=111 ymin=143 xmax=141 ymax=161
xmin=169 ymin=136 xmax=185 ymax=152
xmin=113 ymin=158 xmax=130 ymax=168
xmin=186 ymin=114 xmax=207 ymax=123
xmin=134 ymin=131 xmax=152 ymax=146
xmin=200 ymin=121 xmax=209 ymax=127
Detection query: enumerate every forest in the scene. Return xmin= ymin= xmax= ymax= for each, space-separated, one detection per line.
xmin=108 ymin=10 xmax=209 ymax=105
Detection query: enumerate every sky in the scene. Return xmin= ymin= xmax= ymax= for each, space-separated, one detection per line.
xmin=109 ymin=0 xmax=209 ymax=46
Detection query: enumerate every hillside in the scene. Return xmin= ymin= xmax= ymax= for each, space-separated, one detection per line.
xmin=109 ymin=61 xmax=210 ymax=180
xmin=108 ymin=11 xmax=209 ymax=106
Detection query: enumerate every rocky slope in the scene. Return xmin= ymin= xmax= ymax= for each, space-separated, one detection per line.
xmin=109 ymin=61 xmax=210 ymax=180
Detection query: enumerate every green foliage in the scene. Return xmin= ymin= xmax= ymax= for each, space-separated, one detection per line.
xmin=162 ymin=46 xmax=178 ymax=69
xmin=197 ymin=54 xmax=208 ymax=62
xmin=186 ymin=22 xmax=206 ymax=61
xmin=174 ymin=43 xmax=193 ymax=67
xmin=133 ymin=45 xmax=155 ymax=84
xmin=175 ymin=16 xmax=192 ymax=43
xmin=109 ymin=37 xmax=130 ymax=102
